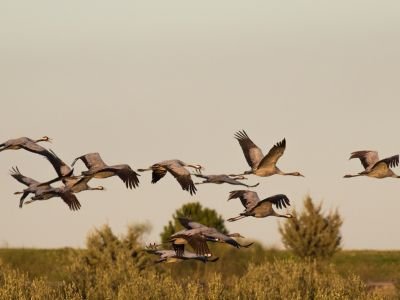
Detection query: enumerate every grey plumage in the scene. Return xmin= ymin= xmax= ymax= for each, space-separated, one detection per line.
xmin=9 ymin=167 xmax=68 ymax=208
xmin=26 ymin=186 xmax=82 ymax=211
xmin=138 ymin=159 xmax=203 ymax=195
xmin=227 ymin=190 xmax=292 ymax=222
xmin=46 ymin=149 xmax=105 ymax=193
xmin=177 ymin=217 xmax=254 ymax=249
xmin=0 ymin=136 xmax=51 ymax=156
xmin=72 ymin=152 xmax=140 ymax=189
xmin=344 ymin=151 xmax=400 ymax=179
xmin=234 ymin=130 xmax=304 ymax=178
xmin=193 ymin=173 xmax=259 ymax=188
xmin=169 ymin=229 xmax=212 ymax=257
xmin=144 ymin=244 xmax=219 ymax=264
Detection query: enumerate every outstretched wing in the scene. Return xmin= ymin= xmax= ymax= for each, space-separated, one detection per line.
xmin=167 ymin=164 xmax=197 ymax=195
xmin=257 ymin=138 xmax=286 ymax=169
xmin=172 ymin=243 xmax=185 ymax=257
xmin=20 ymin=141 xmax=50 ymax=156
xmin=45 ymin=149 xmax=73 ymax=177
xmin=228 ymin=190 xmax=260 ymax=210
xmin=260 ymin=194 xmax=290 ymax=209
xmin=72 ymin=153 xmax=107 ymax=170
xmin=150 ymin=164 xmax=168 ymax=184
xmin=208 ymin=231 xmax=241 ymax=248
xmin=177 ymin=217 xmax=206 ymax=230
xmin=9 ymin=167 xmax=39 ymax=186
xmin=350 ymin=151 xmax=379 ymax=170
xmin=60 ymin=192 xmax=81 ymax=211
xmin=104 ymin=165 xmax=140 ymax=189
xmin=371 ymin=154 xmax=399 ymax=170
xmin=182 ymin=234 xmax=211 ymax=257
xmin=234 ymin=130 xmax=264 ymax=169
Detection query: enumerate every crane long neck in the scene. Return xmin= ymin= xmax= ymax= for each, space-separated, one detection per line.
xmin=344 ymin=174 xmax=362 ymax=178
xmin=272 ymin=210 xmax=291 ymax=218
xmin=280 ymin=171 xmax=301 ymax=176
xmin=91 ymin=186 xmax=104 ymax=190
xmin=35 ymin=137 xmax=47 ymax=143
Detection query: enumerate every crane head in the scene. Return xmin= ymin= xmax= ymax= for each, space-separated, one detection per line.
xmin=40 ymin=136 xmax=52 ymax=143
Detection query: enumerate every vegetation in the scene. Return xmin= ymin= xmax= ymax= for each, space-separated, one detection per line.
xmin=160 ymin=202 xmax=227 ymax=243
xmin=0 ymin=223 xmax=399 ymax=299
xmin=279 ymin=195 xmax=342 ymax=259
xmin=0 ymin=256 xmax=387 ymax=300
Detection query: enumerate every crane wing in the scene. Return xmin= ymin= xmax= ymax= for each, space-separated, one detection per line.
xmin=349 ymin=151 xmax=379 ymax=170
xmin=371 ymin=154 xmax=399 ymax=170
xmin=72 ymin=153 xmax=107 ymax=169
xmin=234 ymin=130 xmax=264 ymax=169
xmin=104 ymin=165 xmax=140 ymax=189
xmin=173 ymin=233 xmax=211 ymax=257
xmin=177 ymin=217 xmax=206 ymax=229
xmin=167 ymin=164 xmax=197 ymax=195
xmin=228 ymin=190 xmax=260 ymax=210
xmin=257 ymin=138 xmax=286 ymax=170
xmin=259 ymin=194 xmax=290 ymax=210
xmin=60 ymin=191 xmax=82 ymax=211
xmin=9 ymin=167 xmax=39 ymax=186
xmin=45 ymin=149 xmax=73 ymax=177
xmin=172 ymin=243 xmax=185 ymax=257
xmin=20 ymin=141 xmax=49 ymax=156
xmin=150 ymin=164 xmax=168 ymax=183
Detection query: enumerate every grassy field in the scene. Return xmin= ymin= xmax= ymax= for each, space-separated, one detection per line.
xmin=333 ymin=250 xmax=400 ymax=283
xmin=0 ymin=223 xmax=399 ymax=299
xmin=1 ymin=248 xmax=399 ymax=284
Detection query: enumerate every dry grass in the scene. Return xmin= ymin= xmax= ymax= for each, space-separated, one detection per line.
xmin=0 ymin=223 xmax=398 ymax=299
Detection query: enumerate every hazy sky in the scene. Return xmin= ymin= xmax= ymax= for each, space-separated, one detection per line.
xmin=1 ymin=1 xmax=399 ymax=249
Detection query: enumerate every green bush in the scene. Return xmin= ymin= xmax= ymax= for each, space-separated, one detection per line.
xmin=160 ymin=202 xmax=228 ymax=243
xmin=279 ymin=195 xmax=342 ymax=259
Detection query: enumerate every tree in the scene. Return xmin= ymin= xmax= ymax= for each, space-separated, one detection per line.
xmin=279 ymin=195 xmax=342 ymax=259
xmin=160 ymin=202 xmax=228 ymax=243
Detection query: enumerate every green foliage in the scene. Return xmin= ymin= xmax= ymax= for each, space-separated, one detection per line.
xmin=160 ymin=202 xmax=227 ymax=242
xmin=279 ymin=195 xmax=343 ymax=259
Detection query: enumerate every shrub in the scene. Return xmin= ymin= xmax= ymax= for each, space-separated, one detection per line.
xmin=279 ymin=195 xmax=342 ymax=259
xmin=160 ymin=202 xmax=227 ymax=243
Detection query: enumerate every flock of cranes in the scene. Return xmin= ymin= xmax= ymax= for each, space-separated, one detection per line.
xmin=1 ymin=131 xmax=399 ymax=264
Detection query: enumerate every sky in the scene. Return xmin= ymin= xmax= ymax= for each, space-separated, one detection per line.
xmin=0 ymin=1 xmax=399 ymax=249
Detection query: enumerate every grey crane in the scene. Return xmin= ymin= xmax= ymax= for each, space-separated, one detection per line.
xmin=0 ymin=136 xmax=51 ymax=156
xmin=193 ymin=173 xmax=259 ymax=188
xmin=234 ymin=130 xmax=304 ymax=177
xmin=227 ymin=190 xmax=292 ymax=222
xmin=9 ymin=166 xmax=79 ymax=210
xmin=344 ymin=151 xmax=400 ymax=179
xmin=144 ymin=243 xmax=219 ymax=264
xmin=138 ymin=159 xmax=203 ymax=195
xmin=177 ymin=217 xmax=254 ymax=249
xmin=46 ymin=149 xmax=105 ymax=193
xmin=168 ymin=229 xmax=212 ymax=257
xmin=24 ymin=186 xmax=82 ymax=211
xmin=71 ymin=152 xmax=140 ymax=189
